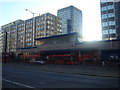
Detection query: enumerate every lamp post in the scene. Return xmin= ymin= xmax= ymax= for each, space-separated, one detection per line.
xmin=25 ymin=9 xmax=40 ymax=47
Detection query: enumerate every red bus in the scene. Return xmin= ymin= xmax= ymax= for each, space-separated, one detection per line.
xmin=48 ymin=55 xmax=77 ymax=64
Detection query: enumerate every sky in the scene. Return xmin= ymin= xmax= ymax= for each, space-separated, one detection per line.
xmin=0 ymin=0 xmax=102 ymax=41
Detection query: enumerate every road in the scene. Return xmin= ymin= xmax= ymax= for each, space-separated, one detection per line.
xmin=2 ymin=66 xmax=119 ymax=88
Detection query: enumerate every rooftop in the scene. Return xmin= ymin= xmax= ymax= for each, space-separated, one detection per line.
xmin=35 ymin=32 xmax=78 ymax=40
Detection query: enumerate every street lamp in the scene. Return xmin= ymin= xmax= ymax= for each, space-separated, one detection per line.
xmin=25 ymin=9 xmax=40 ymax=47
xmin=25 ymin=9 xmax=40 ymax=17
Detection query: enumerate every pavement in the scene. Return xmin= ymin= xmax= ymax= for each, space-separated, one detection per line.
xmin=2 ymin=62 xmax=120 ymax=78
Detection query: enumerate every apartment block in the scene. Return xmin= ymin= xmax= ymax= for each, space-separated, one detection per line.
xmin=1 ymin=13 xmax=62 ymax=53
xmin=57 ymin=6 xmax=82 ymax=36
xmin=100 ymin=0 xmax=120 ymax=40
xmin=35 ymin=13 xmax=62 ymax=46
xmin=0 ymin=28 xmax=3 ymax=52
xmin=1 ymin=20 xmax=23 ymax=53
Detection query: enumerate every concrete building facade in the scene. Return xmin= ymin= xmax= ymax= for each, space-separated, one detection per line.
xmin=1 ymin=20 xmax=23 ymax=53
xmin=16 ymin=32 xmax=120 ymax=62
xmin=35 ymin=13 xmax=62 ymax=46
xmin=57 ymin=6 xmax=82 ymax=38
xmin=17 ymin=20 xmax=25 ymax=48
xmin=1 ymin=13 xmax=62 ymax=53
xmin=0 ymin=28 xmax=3 ymax=53
xmin=100 ymin=0 xmax=120 ymax=40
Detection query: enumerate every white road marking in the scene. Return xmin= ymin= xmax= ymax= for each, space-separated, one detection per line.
xmin=3 ymin=78 xmax=35 ymax=88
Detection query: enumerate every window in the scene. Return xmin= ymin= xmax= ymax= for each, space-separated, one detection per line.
xmin=101 ymin=2 xmax=106 ymax=4
xmin=109 ymin=21 xmax=115 ymax=25
xmin=108 ymin=13 xmax=115 ymax=18
xmin=109 ymin=29 xmax=116 ymax=34
xmin=108 ymin=5 xmax=114 ymax=10
xmin=102 ymin=14 xmax=107 ymax=19
xmin=102 ymin=22 xmax=108 ymax=27
xmin=47 ymin=26 xmax=50 ymax=29
xmin=47 ymin=21 xmax=50 ymax=24
xmin=103 ymin=30 xmax=108 ymax=35
xmin=101 ymin=6 xmax=107 ymax=11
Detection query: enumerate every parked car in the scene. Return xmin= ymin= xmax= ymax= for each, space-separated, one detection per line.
xmin=32 ymin=57 xmax=47 ymax=65
xmin=34 ymin=59 xmax=46 ymax=65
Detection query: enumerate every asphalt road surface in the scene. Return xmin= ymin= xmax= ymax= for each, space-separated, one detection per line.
xmin=2 ymin=66 xmax=119 ymax=88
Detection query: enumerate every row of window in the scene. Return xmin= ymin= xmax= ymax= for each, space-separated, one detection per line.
xmin=11 ymin=25 xmax=17 ymax=29
xmin=18 ymin=37 xmax=23 ymax=40
xmin=101 ymin=5 xmax=114 ymax=11
xmin=18 ymin=28 xmax=24 ymax=31
xmin=11 ymin=29 xmax=17 ymax=33
xmin=102 ymin=13 xmax=115 ymax=19
xmin=11 ymin=33 xmax=16 ymax=36
xmin=26 ymin=43 xmax=32 ymax=46
xmin=35 ymin=15 xmax=57 ymax=21
xmin=18 ymin=31 xmax=24 ymax=34
xmin=26 ymin=29 xmax=33 ymax=31
xmin=102 ymin=29 xmax=116 ymax=35
xmin=36 ymin=26 xmax=60 ymax=31
xmin=26 ymin=25 xmax=33 ymax=28
xmin=36 ymin=35 xmax=45 ymax=38
xmin=102 ymin=21 xmax=115 ymax=26
xmin=26 ymin=38 xmax=32 ymax=42
xmin=18 ymin=39 xmax=24 ymax=42
xmin=25 ymin=20 xmax=33 ymax=24
xmin=26 ymin=34 xmax=32 ymax=37
xmin=36 ymin=27 xmax=45 ymax=31
xmin=18 ymin=23 xmax=24 ymax=27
